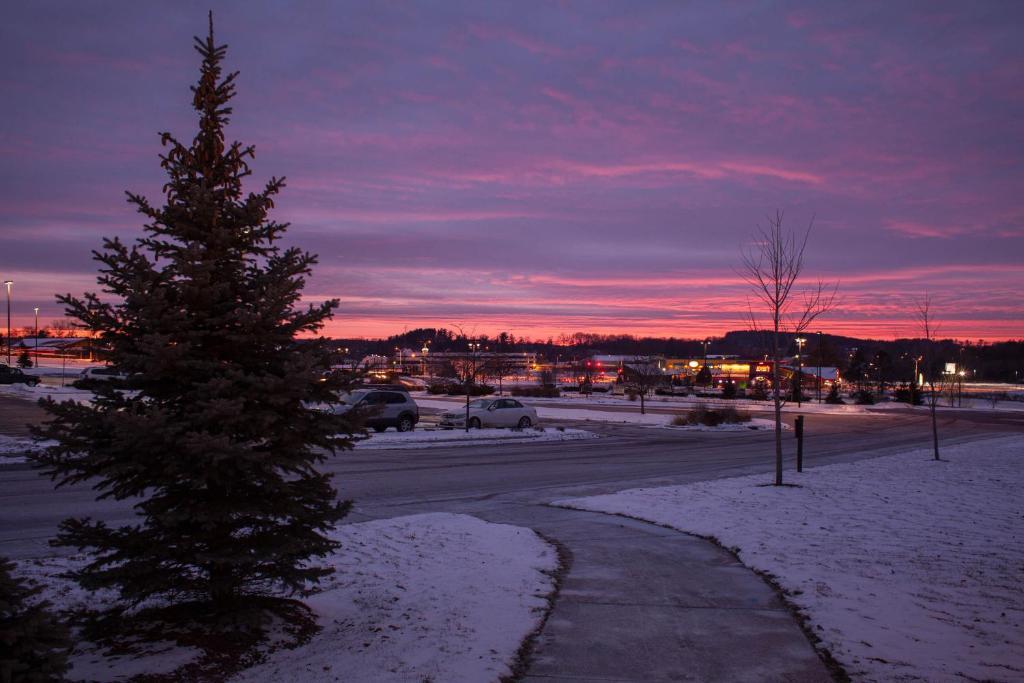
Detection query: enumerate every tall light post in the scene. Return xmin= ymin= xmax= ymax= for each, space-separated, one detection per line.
xmin=3 ymin=280 xmax=12 ymax=366
xmin=464 ymin=341 xmax=481 ymax=432
xmin=816 ymin=330 xmax=823 ymax=403
xmin=34 ymin=307 xmax=39 ymax=368
xmin=795 ymin=337 xmax=807 ymax=407
xmin=701 ymin=338 xmax=710 ymax=389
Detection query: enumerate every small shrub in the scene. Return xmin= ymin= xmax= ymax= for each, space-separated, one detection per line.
xmin=854 ymin=388 xmax=876 ymax=405
xmin=427 ymin=381 xmax=454 ymax=395
xmin=720 ymin=382 xmax=737 ymax=400
xmin=446 ymin=383 xmax=494 ymax=397
xmin=16 ymin=350 xmax=33 ymax=369
xmin=676 ymin=404 xmax=751 ymax=427
xmin=748 ymin=383 xmax=769 ymax=401
xmin=626 ymin=389 xmax=638 ymax=401
xmin=894 ymin=383 xmax=923 ymax=406
xmin=825 ymin=384 xmax=844 ymax=404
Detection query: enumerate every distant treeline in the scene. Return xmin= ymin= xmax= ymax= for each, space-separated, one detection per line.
xmin=323 ymin=327 xmax=1023 ymax=383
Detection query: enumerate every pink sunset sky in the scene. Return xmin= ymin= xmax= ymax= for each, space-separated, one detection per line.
xmin=1 ymin=2 xmax=1022 ymax=341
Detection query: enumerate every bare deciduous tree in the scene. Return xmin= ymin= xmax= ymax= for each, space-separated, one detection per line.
xmin=448 ymin=342 xmax=500 ymax=432
xmin=623 ymin=358 xmax=666 ymax=415
xmin=486 ymin=356 xmax=519 ymax=396
xmin=916 ymin=295 xmax=944 ymax=461
xmin=46 ymin=320 xmax=79 ymax=338
xmin=741 ymin=210 xmax=837 ymax=486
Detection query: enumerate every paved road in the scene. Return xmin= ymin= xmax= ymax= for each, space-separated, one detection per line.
xmin=1 ymin=395 xmax=1019 ymax=681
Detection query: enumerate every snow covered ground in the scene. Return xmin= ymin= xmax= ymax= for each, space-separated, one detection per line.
xmin=0 ymin=434 xmax=53 ymax=463
xmin=16 ymin=513 xmax=558 ymax=683
xmin=417 ymin=397 xmax=778 ymax=430
xmin=416 ymin=388 xmax=1024 ymax=414
xmin=355 ymin=426 xmax=597 ymax=449
xmin=0 ymin=382 xmax=93 ymax=403
xmin=556 ymin=436 xmax=1024 ymax=682
xmin=467 ymin=391 xmax=878 ymax=414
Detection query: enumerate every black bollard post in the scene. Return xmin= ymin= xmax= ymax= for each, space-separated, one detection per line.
xmin=795 ymin=415 xmax=804 ymax=472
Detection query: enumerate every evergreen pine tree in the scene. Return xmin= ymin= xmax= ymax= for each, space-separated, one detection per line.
xmin=16 ymin=350 xmax=32 ymax=369
xmin=0 ymin=557 xmax=70 ymax=682
xmin=32 ymin=16 xmax=354 ymax=613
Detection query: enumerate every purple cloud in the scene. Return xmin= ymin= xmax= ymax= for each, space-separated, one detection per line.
xmin=1 ymin=1 xmax=1022 ymax=340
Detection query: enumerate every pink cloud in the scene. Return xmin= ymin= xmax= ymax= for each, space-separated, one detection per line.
xmin=884 ymin=221 xmax=973 ymax=239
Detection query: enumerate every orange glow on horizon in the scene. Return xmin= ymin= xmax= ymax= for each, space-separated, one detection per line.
xmin=312 ymin=316 xmax=1022 ymax=343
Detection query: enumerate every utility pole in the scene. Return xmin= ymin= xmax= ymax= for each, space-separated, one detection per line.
xmin=34 ymin=307 xmax=39 ymax=368
xmin=795 ymin=337 xmax=807 ymax=407
xmin=3 ymin=280 xmax=12 ymax=366
xmin=816 ymin=330 xmax=823 ymax=403
xmin=702 ymin=338 xmax=709 ymax=389
xmin=464 ymin=340 xmax=481 ymax=432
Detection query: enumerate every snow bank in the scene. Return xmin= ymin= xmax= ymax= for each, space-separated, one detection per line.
xmin=556 ymin=436 xmax=1024 ymax=682
xmin=0 ymin=434 xmax=54 ymax=463
xmin=0 ymin=382 xmax=93 ymax=403
xmin=233 ymin=513 xmax=557 ymax=683
xmin=419 ymin=398 xmax=779 ymax=429
xmin=17 ymin=513 xmax=558 ymax=683
xmin=662 ymin=416 xmax=777 ymax=431
xmin=356 ymin=426 xmax=596 ymax=449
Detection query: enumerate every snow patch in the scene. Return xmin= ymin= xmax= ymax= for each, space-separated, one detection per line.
xmin=0 ymin=434 xmax=55 ymax=463
xmin=232 ymin=513 xmax=557 ymax=683
xmin=15 ymin=513 xmax=557 ymax=683
xmin=556 ymin=436 xmax=1024 ymax=682
xmin=0 ymin=382 xmax=94 ymax=403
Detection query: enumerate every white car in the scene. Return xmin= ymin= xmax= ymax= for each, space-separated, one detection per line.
xmin=72 ymin=366 xmax=129 ymax=388
xmin=439 ymin=398 xmax=538 ymax=429
xmin=310 ymin=388 xmax=420 ymax=433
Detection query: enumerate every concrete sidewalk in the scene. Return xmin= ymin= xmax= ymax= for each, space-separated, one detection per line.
xmin=481 ymin=506 xmax=833 ymax=682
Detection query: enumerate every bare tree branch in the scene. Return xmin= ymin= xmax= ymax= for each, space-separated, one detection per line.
xmin=739 ymin=210 xmax=837 ymax=486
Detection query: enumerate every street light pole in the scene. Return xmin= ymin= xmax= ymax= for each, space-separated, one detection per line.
xmin=465 ymin=341 xmax=481 ymax=433
xmin=34 ymin=307 xmax=39 ymax=368
xmin=816 ymin=330 xmax=823 ymax=403
xmin=701 ymin=338 xmax=709 ymax=389
xmin=3 ymin=280 xmax=12 ymax=366
xmin=795 ymin=337 xmax=807 ymax=407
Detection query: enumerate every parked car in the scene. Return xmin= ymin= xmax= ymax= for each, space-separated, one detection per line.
xmin=439 ymin=398 xmax=538 ymax=429
xmin=0 ymin=364 xmax=40 ymax=386
xmin=320 ymin=388 xmax=420 ymax=433
xmin=71 ymin=366 xmax=128 ymax=389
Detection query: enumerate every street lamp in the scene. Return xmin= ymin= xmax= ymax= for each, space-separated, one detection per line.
xmin=34 ymin=307 xmax=39 ymax=368
xmin=795 ymin=337 xmax=807 ymax=407
xmin=464 ymin=341 xmax=482 ymax=432
xmin=3 ymin=280 xmax=12 ymax=366
xmin=816 ymin=330 xmax=823 ymax=403
xmin=701 ymin=338 xmax=710 ymax=389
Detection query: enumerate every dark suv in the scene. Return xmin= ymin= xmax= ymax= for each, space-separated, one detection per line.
xmin=0 ymin=364 xmax=40 ymax=386
xmin=343 ymin=388 xmax=419 ymax=433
